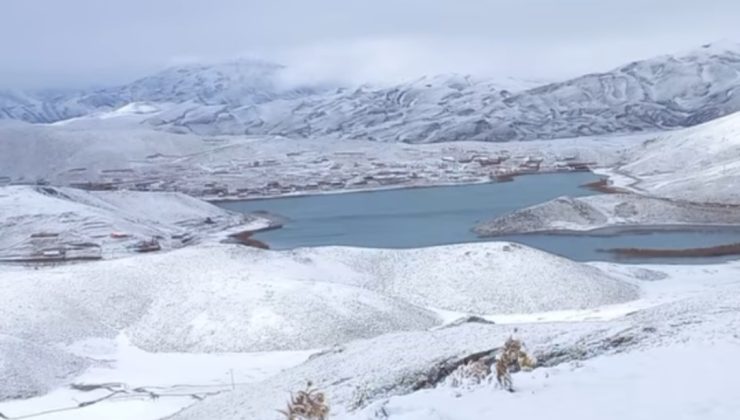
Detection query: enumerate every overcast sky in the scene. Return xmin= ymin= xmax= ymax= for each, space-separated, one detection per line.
xmin=2 ymin=0 xmax=740 ymax=89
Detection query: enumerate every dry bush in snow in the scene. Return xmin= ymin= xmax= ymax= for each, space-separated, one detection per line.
xmin=278 ymin=381 xmax=330 ymax=420
xmin=446 ymin=358 xmax=493 ymax=388
xmin=495 ymin=335 xmax=537 ymax=392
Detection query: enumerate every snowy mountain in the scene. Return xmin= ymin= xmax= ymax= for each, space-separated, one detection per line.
xmin=0 ymin=59 xmax=316 ymax=124
xmin=3 ymin=42 xmax=740 ymax=142
xmin=221 ymin=41 xmax=740 ymax=142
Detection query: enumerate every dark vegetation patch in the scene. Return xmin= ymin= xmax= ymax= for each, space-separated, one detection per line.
xmin=607 ymin=242 xmax=740 ymax=258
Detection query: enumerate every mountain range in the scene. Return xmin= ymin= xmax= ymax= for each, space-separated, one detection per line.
xmin=2 ymin=41 xmax=740 ymax=143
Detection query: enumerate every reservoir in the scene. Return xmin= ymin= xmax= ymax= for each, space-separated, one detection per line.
xmin=217 ymin=172 xmax=740 ymax=263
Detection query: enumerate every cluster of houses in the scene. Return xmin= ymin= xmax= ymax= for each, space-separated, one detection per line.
xmin=4 ymin=149 xmax=593 ymax=200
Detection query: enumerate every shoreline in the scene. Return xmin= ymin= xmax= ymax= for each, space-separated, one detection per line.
xmin=481 ymin=223 xmax=740 ymax=238
xmin=206 ymin=169 xmax=597 ymax=203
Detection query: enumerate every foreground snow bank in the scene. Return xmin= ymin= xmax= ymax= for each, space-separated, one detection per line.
xmin=474 ymin=193 xmax=740 ymax=235
xmin=170 ymin=322 xmax=616 ymax=420
xmin=0 ymin=185 xmax=266 ymax=261
xmin=353 ymin=342 xmax=740 ymax=420
xmin=168 ymin=259 xmax=740 ymax=419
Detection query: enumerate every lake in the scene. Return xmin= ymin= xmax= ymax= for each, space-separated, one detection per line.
xmin=217 ymin=173 xmax=740 ymax=263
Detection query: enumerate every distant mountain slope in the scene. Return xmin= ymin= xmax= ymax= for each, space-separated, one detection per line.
xmin=220 ymin=41 xmax=740 ymax=142
xmin=0 ymin=59 xmax=315 ymax=124
xmin=3 ymin=42 xmax=740 ymax=142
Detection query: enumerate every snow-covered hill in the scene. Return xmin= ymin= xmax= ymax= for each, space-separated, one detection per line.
xmin=611 ymin=110 xmax=740 ymax=204
xmin=0 ymin=240 xmax=637 ymax=403
xmin=0 ymin=59 xmax=316 ymax=124
xmin=474 ymin=194 xmax=740 ymax=236
xmin=3 ymin=42 xmax=740 ymax=142
xmin=0 ymin=185 xmax=266 ymax=261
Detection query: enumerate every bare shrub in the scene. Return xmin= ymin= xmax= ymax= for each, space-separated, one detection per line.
xmin=278 ymin=381 xmax=330 ymax=420
xmin=495 ymin=335 xmax=537 ymax=392
xmin=446 ymin=358 xmax=493 ymax=388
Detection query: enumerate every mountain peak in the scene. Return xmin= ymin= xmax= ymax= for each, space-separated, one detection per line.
xmin=689 ymin=39 xmax=740 ymax=56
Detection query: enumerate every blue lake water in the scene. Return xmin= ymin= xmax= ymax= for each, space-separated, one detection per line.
xmin=217 ymin=173 xmax=740 ymax=264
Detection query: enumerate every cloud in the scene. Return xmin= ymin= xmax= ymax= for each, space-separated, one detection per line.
xmin=2 ymin=0 xmax=740 ymax=89
xmin=264 ymin=33 xmax=722 ymax=88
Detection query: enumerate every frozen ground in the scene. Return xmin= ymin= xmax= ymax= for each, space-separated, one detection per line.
xmin=474 ymin=193 xmax=740 ymax=236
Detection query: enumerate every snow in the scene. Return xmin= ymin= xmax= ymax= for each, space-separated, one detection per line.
xmin=474 ymin=193 xmax=740 ymax=235
xmin=0 ymin=241 xmax=636 ymax=356
xmin=614 ymin=111 xmax=740 ymax=204
xmin=0 ymin=335 xmax=312 ymax=420
xmin=0 ymin=336 xmax=88 ymax=401
xmin=301 ymin=243 xmax=638 ymax=314
xmin=2 ymin=39 xmax=740 ymax=420
xmin=1 ymin=227 xmax=739 ymax=419
xmin=164 ymin=259 xmax=740 ymax=419
xmin=0 ymin=185 xmax=266 ymax=261
xmin=6 ymin=42 xmax=740 ymax=143
xmin=351 ymin=342 xmax=740 ymax=420
xmin=0 ymin=120 xmax=643 ymax=200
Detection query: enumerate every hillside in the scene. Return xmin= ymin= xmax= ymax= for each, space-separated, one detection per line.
xmin=613 ymin=110 xmax=740 ymax=204
xmin=0 ymin=185 xmax=265 ymax=261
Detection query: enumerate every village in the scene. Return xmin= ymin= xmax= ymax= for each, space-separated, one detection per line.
xmin=17 ymin=135 xmax=614 ymax=201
